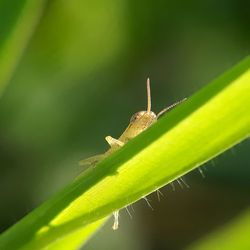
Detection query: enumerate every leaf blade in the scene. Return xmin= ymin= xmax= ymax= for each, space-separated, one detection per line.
xmin=0 ymin=56 xmax=249 ymax=249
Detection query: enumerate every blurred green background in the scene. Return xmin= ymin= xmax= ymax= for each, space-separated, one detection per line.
xmin=0 ymin=0 xmax=249 ymax=249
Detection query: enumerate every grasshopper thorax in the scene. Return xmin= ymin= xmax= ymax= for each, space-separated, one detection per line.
xmin=118 ymin=110 xmax=157 ymax=143
xmin=130 ymin=110 xmax=156 ymax=123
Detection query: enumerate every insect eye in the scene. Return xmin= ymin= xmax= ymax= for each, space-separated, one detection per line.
xmin=130 ymin=113 xmax=138 ymax=123
xmin=130 ymin=112 xmax=144 ymax=123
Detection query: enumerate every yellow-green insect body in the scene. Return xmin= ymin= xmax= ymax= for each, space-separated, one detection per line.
xmin=79 ymin=78 xmax=186 ymax=230
xmin=105 ymin=110 xmax=157 ymax=154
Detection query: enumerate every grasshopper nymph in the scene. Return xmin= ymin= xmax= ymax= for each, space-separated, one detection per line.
xmin=80 ymin=78 xmax=186 ymax=230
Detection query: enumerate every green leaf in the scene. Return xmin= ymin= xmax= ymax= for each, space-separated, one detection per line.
xmin=41 ymin=218 xmax=107 ymax=250
xmin=186 ymin=209 xmax=250 ymax=250
xmin=0 ymin=56 xmax=249 ymax=249
xmin=0 ymin=0 xmax=46 ymax=96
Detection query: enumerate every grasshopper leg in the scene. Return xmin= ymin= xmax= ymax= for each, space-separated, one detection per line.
xmin=112 ymin=211 xmax=119 ymax=230
xmin=79 ymin=154 xmax=104 ymax=167
xmin=105 ymin=136 xmax=124 ymax=147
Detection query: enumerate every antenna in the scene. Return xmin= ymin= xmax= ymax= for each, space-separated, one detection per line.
xmin=157 ymin=98 xmax=187 ymax=118
xmin=147 ymin=77 xmax=151 ymax=113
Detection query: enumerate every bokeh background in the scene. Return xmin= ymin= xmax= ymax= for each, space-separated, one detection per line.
xmin=0 ymin=0 xmax=249 ymax=249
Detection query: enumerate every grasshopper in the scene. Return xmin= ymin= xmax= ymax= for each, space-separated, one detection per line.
xmin=80 ymin=78 xmax=186 ymax=230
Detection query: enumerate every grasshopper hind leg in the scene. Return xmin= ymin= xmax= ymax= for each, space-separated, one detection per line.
xmin=79 ymin=154 xmax=104 ymax=167
xmin=76 ymin=154 xmax=104 ymax=181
